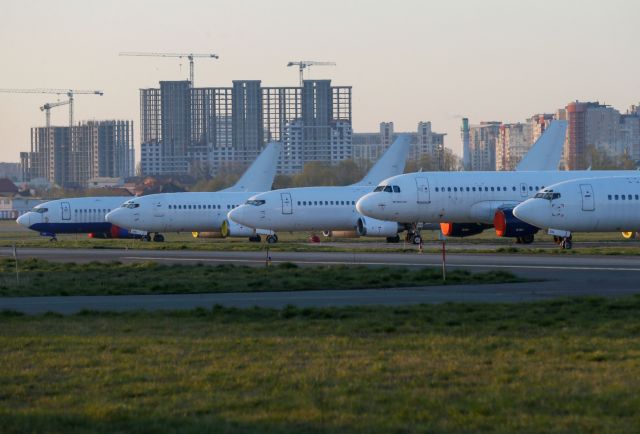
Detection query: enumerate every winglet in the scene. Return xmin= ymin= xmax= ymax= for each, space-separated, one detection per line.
xmin=223 ymin=142 xmax=282 ymax=192
xmin=516 ymin=120 xmax=567 ymax=171
xmin=353 ymin=134 xmax=411 ymax=186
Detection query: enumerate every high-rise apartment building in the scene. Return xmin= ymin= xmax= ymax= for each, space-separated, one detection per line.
xmin=466 ymin=121 xmax=501 ymax=171
xmin=352 ymin=122 xmax=446 ymax=169
xmin=139 ymin=79 xmax=352 ymax=176
xmin=565 ymin=101 xmax=640 ymax=169
xmin=496 ymin=123 xmax=533 ymax=171
xmin=24 ymin=121 xmax=134 ymax=187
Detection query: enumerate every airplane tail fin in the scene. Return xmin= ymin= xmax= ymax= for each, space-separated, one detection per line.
xmin=353 ymin=134 xmax=411 ymax=186
xmin=222 ymin=142 xmax=282 ymax=192
xmin=515 ymin=120 xmax=567 ymax=171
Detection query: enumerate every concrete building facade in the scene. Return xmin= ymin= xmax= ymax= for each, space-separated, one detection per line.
xmin=139 ymin=79 xmax=352 ymax=176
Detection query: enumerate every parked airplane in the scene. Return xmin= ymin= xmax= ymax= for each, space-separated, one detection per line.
xmin=227 ymin=135 xmax=412 ymax=243
xmin=16 ymin=196 xmax=138 ymax=240
xmin=228 ymin=122 xmax=569 ymax=244
xmin=513 ymin=176 xmax=640 ymax=249
xmin=105 ymin=142 xmax=281 ymax=242
xmin=355 ymin=170 xmax=637 ymax=244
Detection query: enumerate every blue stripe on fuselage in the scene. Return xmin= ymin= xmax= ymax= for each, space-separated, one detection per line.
xmin=29 ymin=222 xmax=113 ymax=235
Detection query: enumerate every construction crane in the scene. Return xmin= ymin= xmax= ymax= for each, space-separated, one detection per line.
xmin=40 ymin=100 xmax=71 ymax=130
xmin=287 ymin=61 xmax=336 ymax=86
xmin=119 ymin=52 xmax=219 ymax=87
xmin=0 ymin=88 xmax=103 ymax=128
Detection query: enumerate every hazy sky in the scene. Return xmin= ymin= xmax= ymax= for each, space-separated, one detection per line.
xmin=1 ymin=0 xmax=638 ymax=162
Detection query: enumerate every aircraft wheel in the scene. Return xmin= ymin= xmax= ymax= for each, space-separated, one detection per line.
xmin=141 ymin=235 xmax=151 ymax=242
xmin=412 ymin=234 xmax=422 ymax=245
xmin=153 ymin=233 xmax=165 ymax=242
xmin=386 ymin=235 xmax=400 ymax=243
xmin=561 ymin=238 xmax=572 ymax=250
xmin=249 ymin=235 xmax=261 ymax=242
xmin=50 ymin=237 xmax=58 ymax=242
xmin=520 ymin=234 xmax=534 ymax=244
xmin=267 ymin=234 xmax=278 ymax=244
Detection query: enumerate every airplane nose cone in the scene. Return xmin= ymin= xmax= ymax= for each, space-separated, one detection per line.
xmin=513 ymin=199 xmax=550 ymax=228
xmin=16 ymin=213 xmax=30 ymax=228
xmin=106 ymin=209 xmax=128 ymax=228
xmin=227 ymin=206 xmax=246 ymax=226
xmin=356 ymin=193 xmax=384 ymax=218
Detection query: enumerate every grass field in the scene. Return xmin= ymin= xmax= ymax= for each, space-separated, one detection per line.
xmin=0 ymin=258 xmax=520 ymax=297
xmin=1 ymin=297 xmax=640 ymax=433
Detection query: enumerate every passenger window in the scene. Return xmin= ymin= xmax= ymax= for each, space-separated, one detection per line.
xmin=472 ymin=187 xmax=476 ymax=192
xmin=435 ymin=187 xmax=439 ymax=192
xmin=341 ymin=201 xmax=345 ymax=205
xmin=454 ymin=187 xmax=457 ymax=192
xmin=512 ymin=186 xmax=516 ymax=191
xmin=490 ymin=187 xmax=494 ymax=192
xmin=615 ymin=195 xmax=619 ymax=200
xmin=484 ymin=187 xmax=488 ymax=192
xmin=314 ymin=201 xmax=317 ymax=206
xmin=529 ymin=186 xmax=533 ymax=191
xmin=636 ymin=195 xmax=639 ymax=200
xmin=330 ymin=201 xmax=334 ymax=205
xmin=447 ymin=187 xmax=451 ymax=192
xmin=351 ymin=201 xmax=355 ymax=205
xmin=466 ymin=187 xmax=470 ymax=192
xmin=608 ymin=195 xmax=612 ymax=200
xmin=622 ymin=195 xmax=626 ymax=200
xmin=297 ymin=201 xmax=301 ymax=206
xmin=629 ymin=195 xmax=633 ymax=200
xmin=325 ymin=201 xmax=329 ymax=205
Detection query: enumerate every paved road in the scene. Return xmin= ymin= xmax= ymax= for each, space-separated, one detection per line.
xmin=0 ymin=247 xmax=639 ymax=314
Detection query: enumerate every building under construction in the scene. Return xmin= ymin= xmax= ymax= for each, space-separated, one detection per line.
xmin=23 ymin=120 xmax=135 ymax=188
xmin=139 ymin=79 xmax=352 ymax=175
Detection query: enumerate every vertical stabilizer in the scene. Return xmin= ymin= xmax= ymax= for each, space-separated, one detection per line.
xmin=222 ymin=142 xmax=282 ymax=192
xmin=516 ymin=120 xmax=567 ymax=171
xmin=353 ymin=134 xmax=411 ymax=186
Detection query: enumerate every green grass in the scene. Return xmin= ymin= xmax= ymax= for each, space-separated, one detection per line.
xmin=0 ymin=258 xmax=521 ymax=297
xmin=1 ymin=297 xmax=640 ymax=433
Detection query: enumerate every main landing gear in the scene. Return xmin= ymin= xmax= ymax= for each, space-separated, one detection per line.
xmin=266 ymin=234 xmax=278 ymax=244
xmin=405 ymin=230 xmax=422 ymax=245
xmin=142 ymin=233 xmax=165 ymax=242
xmin=249 ymin=234 xmax=262 ymax=242
xmin=515 ymin=234 xmax=535 ymax=244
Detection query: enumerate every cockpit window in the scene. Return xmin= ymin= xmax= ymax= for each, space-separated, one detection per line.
xmin=121 ymin=202 xmax=140 ymax=209
xmin=534 ymin=192 xmax=561 ymax=200
xmin=383 ymin=186 xmax=393 ymax=193
xmin=246 ymin=199 xmax=266 ymax=206
xmin=33 ymin=207 xmax=48 ymax=214
xmin=392 ymin=185 xmax=401 ymax=193
xmin=374 ymin=185 xmax=386 ymax=192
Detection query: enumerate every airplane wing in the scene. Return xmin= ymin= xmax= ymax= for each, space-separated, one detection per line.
xmin=222 ymin=142 xmax=282 ymax=192
xmin=353 ymin=134 xmax=411 ymax=186
xmin=515 ymin=120 xmax=567 ymax=171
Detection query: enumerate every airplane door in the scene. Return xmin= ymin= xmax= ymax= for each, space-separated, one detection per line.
xmin=281 ymin=192 xmax=292 ymax=215
xmin=519 ymin=183 xmax=528 ymax=198
xmin=153 ymin=201 xmax=164 ymax=217
xmin=580 ymin=184 xmax=595 ymax=211
xmin=416 ymin=177 xmax=430 ymax=204
xmin=61 ymin=202 xmax=71 ymax=221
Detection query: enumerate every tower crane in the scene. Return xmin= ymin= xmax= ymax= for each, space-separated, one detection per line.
xmin=119 ymin=52 xmax=219 ymax=87
xmin=286 ymin=61 xmax=336 ymax=86
xmin=40 ymin=100 xmax=71 ymax=130
xmin=0 ymin=88 xmax=103 ymax=128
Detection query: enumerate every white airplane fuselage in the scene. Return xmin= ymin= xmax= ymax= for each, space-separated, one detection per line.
xmin=106 ymin=192 xmax=259 ymax=233
xmin=513 ymin=176 xmax=640 ymax=232
xmin=356 ymin=170 xmax=638 ymax=224
xmin=228 ymin=186 xmax=372 ymax=232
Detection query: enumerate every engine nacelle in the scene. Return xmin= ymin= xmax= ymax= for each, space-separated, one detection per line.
xmin=220 ymin=219 xmax=254 ymax=238
xmin=192 ymin=231 xmax=224 ymax=239
xmin=356 ymin=217 xmax=400 ymax=237
xmin=494 ymin=208 xmax=539 ymax=238
xmin=440 ymin=222 xmax=487 ymax=238
xmin=323 ymin=230 xmax=360 ymax=238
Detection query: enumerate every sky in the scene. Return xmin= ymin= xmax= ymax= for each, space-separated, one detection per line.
xmin=0 ymin=0 xmax=638 ymax=162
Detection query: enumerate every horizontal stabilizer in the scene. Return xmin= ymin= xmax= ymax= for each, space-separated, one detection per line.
xmin=353 ymin=134 xmax=411 ymax=186
xmin=516 ymin=120 xmax=567 ymax=171
xmin=222 ymin=142 xmax=282 ymax=192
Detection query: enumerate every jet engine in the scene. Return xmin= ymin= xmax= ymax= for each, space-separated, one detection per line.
xmin=192 ymin=231 xmax=224 ymax=239
xmin=494 ymin=208 xmax=539 ymax=239
xmin=356 ymin=217 xmax=401 ymax=237
xmin=322 ymin=230 xmax=359 ymax=238
xmin=220 ymin=219 xmax=255 ymax=238
xmin=440 ymin=222 xmax=487 ymax=237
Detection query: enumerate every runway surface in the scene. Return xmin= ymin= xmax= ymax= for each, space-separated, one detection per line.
xmin=1 ymin=247 xmax=639 ymax=314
